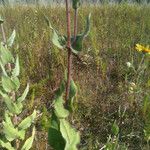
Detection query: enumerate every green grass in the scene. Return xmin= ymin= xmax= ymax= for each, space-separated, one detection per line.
xmin=1 ymin=4 xmax=150 ymax=149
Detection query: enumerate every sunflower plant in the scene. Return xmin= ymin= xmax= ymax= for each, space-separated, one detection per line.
xmin=0 ymin=18 xmax=36 ymax=150
xmin=45 ymin=0 xmax=91 ymax=149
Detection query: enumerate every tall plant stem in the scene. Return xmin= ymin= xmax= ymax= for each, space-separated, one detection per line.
xmin=72 ymin=9 xmax=78 ymax=81
xmin=65 ymin=0 xmax=71 ymax=48
xmin=65 ymin=0 xmax=72 ymax=102
xmin=1 ymin=23 xmax=19 ymax=149
xmin=73 ymin=9 xmax=78 ymax=42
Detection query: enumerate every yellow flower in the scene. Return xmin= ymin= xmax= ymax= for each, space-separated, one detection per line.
xmin=135 ymin=44 xmax=144 ymax=51
xmin=135 ymin=44 xmax=150 ymax=54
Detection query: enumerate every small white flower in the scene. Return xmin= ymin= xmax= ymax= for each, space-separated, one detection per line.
xmin=126 ymin=62 xmax=132 ymax=68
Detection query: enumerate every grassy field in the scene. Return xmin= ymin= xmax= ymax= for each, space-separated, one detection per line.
xmin=1 ymin=4 xmax=150 ymax=149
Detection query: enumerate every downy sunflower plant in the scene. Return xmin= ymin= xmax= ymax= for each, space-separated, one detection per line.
xmin=45 ymin=0 xmax=91 ymax=149
xmin=0 ymin=17 xmax=36 ymax=150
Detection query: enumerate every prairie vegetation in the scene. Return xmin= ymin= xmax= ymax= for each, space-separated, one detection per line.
xmin=1 ymin=4 xmax=150 ymax=149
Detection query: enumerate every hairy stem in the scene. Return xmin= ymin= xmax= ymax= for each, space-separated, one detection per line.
xmin=73 ymin=9 xmax=78 ymax=42
xmin=72 ymin=9 xmax=78 ymax=84
xmin=65 ymin=0 xmax=71 ymax=48
xmin=65 ymin=0 xmax=72 ymax=102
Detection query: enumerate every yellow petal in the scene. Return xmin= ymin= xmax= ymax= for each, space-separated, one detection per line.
xmin=135 ymin=44 xmax=143 ymax=51
xmin=143 ymin=48 xmax=150 ymax=53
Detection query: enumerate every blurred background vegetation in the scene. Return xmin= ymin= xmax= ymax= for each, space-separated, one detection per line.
xmin=1 ymin=0 xmax=150 ymax=5
xmin=1 ymin=4 xmax=150 ymax=150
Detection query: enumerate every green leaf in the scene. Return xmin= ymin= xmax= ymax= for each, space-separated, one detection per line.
xmin=67 ymin=80 xmax=77 ymax=112
xmin=82 ymin=13 xmax=91 ymax=37
xmin=48 ymin=127 xmax=66 ymax=150
xmin=16 ymin=102 xmax=23 ymax=112
xmin=60 ymin=119 xmax=80 ymax=150
xmin=12 ymin=77 xmax=20 ymax=90
xmin=52 ymin=30 xmax=66 ymax=49
xmin=48 ymin=110 xmax=66 ymax=150
xmin=18 ymin=110 xmax=36 ymax=130
xmin=0 ymin=140 xmax=15 ymax=150
xmin=0 ymin=43 xmax=14 ymax=65
xmin=71 ymin=35 xmax=84 ymax=54
xmin=0 ymin=91 xmax=14 ymax=113
xmin=111 ymin=121 xmax=119 ymax=136
xmin=17 ymin=83 xmax=29 ymax=103
xmin=2 ymin=112 xmax=25 ymax=142
xmin=3 ymin=121 xmax=19 ymax=141
xmin=71 ymin=13 xmax=91 ymax=54
xmin=44 ymin=16 xmax=66 ymax=49
xmin=55 ymin=81 xmax=65 ymax=98
xmin=2 ymin=75 xmax=19 ymax=92
xmin=21 ymin=127 xmax=35 ymax=150
xmin=0 ymin=61 xmax=8 ymax=76
xmin=50 ymin=111 xmax=60 ymax=130
xmin=12 ymin=55 xmax=20 ymax=77
xmin=54 ymin=97 xmax=69 ymax=119
xmin=72 ymin=0 xmax=81 ymax=9
xmin=4 ymin=113 xmax=26 ymax=140
xmin=4 ymin=111 xmax=13 ymax=127
xmin=43 ymin=14 xmax=53 ymax=28
xmin=19 ymin=130 xmax=26 ymax=140
xmin=69 ymin=80 xmax=77 ymax=102
xmin=7 ymin=30 xmax=16 ymax=47
xmin=0 ymin=91 xmax=22 ymax=114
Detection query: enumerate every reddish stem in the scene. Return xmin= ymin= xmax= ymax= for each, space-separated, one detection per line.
xmin=73 ymin=9 xmax=78 ymax=42
xmin=65 ymin=0 xmax=72 ymax=102
xmin=65 ymin=0 xmax=71 ymax=48
xmin=66 ymin=49 xmax=72 ymax=101
xmin=72 ymin=9 xmax=78 ymax=80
